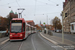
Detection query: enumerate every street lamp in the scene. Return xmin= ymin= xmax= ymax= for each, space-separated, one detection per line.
xmin=61 ymin=11 xmax=64 ymax=43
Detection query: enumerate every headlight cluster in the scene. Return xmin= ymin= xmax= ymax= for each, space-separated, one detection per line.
xmin=20 ymin=34 xmax=23 ymax=36
xmin=10 ymin=34 xmax=12 ymax=36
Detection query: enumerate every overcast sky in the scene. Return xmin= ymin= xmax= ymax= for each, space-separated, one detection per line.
xmin=0 ymin=0 xmax=65 ymax=24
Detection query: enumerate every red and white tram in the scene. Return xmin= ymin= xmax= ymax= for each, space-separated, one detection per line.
xmin=33 ymin=27 xmax=37 ymax=33
xmin=10 ymin=18 xmax=31 ymax=40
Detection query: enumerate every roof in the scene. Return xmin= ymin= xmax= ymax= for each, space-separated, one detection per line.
xmin=40 ymin=24 xmax=43 ymax=26
xmin=14 ymin=12 xmax=17 ymax=14
xmin=26 ymin=20 xmax=33 ymax=23
xmin=45 ymin=25 xmax=48 ymax=26
xmin=10 ymin=10 xmax=14 ymax=13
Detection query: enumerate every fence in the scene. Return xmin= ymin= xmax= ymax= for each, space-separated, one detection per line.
xmin=0 ymin=31 xmax=8 ymax=38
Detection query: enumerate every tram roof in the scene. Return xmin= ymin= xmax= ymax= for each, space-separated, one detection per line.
xmin=12 ymin=18 xmax=24 ymax=20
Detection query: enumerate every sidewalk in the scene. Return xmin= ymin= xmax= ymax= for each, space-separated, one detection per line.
xmin=40 ymin=32 xmax=75 ymax=50
xmin=0 ymin=37 xmax=9 ymax=45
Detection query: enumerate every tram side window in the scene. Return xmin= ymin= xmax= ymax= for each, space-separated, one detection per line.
xmin=23 ymin=23 xmax=25 ymax=32
xmin=31 ymin=27 xmax=32 ymax=30
xmin=26 ymin=26 xmax=28 ymax=31
xmin=28 ymin=26 xmax=29 ymax=31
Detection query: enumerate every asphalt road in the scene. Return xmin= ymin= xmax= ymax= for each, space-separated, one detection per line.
xmin=52 ymin=31 xmax=75 ymax=42
xmin=0 ymin=33 xmax=63 ymax=50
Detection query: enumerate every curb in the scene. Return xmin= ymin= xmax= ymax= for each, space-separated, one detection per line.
xmin=40 ymin=33 xmax=67 ymax=50
xmin=0 ymin=39 xmax=9 ymax=45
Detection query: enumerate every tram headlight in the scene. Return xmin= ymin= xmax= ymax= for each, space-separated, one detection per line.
xmin=20 ymin=34 xmax=23 ymax=36
xmin=10 ymin=34 xmax=12 ymax=36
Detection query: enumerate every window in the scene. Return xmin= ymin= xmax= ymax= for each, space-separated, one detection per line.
xmin=23 ymin=23 xmax=25 ymax=32
xmin=28 ymin=26 xmax=29 ymax=31
xmin=26 ymin=26 xmax=29 ymax=31
xmin=72 ymin=24 xmax=74 ymax=30
xmin=11 ymin=23 xmax=22 ymax=33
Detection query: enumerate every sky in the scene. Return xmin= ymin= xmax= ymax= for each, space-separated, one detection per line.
xmin=0 ymin=0 xmax=65 ymax=24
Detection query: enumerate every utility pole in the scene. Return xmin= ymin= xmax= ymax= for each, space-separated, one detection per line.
xmin=47 ymin=15 xmax=48 ymax=25
xmin=17 ymin=8 xmax=25 ymax=18
xmin=62 ymin=11 xmax=64 ymax=43
xmin=46 ymin=15 xmax=48 ymax=29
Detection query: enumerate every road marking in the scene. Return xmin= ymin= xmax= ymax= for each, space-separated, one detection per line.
xmin=18 ymin=42 xmax=23 ymax=50
xmin=31 ymin=35 xmax=36 ymax=50
xmin=0 ymin=39 xmax=9 ymax=45
xmin=73 ymin=37 xmax=75 ymax=38
xmin=40 ymin=33 xmax=57 ymax=44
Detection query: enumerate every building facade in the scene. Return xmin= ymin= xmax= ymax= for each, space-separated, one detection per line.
xmin=63 ymin=0 xmax=75 ymax=33
xmin=26 ymin=20 xmax=35 ymax=26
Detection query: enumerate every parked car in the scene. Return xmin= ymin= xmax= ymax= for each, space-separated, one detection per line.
xmin=55 ymin=29 xmax=62 ymax=33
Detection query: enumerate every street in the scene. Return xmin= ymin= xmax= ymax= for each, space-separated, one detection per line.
xmin=52 ymin=31 xmax=75 ymax=42
xmin=0 ymin=33 xmax=63 ymax=50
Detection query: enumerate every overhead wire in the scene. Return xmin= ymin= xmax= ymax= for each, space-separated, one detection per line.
xmin=0 ymin=0 xmax=22 ymax=6
xmin=0 ymin=0 xmax=61 ymax=17
xmin=35 ymin=12 xmax=60 ymax=15
xmin=16 ymin=0 xmax=21 ymax=7
xmin=0 ymin=1 xmax=17 ymax=6
xmin=37 ymin=0 xmax=55 ymax=6
xmin=34 ymin=0 xmax=37 ymax=16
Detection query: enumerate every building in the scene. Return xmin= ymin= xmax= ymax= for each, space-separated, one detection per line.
xmin=0 ymin=10 xmax=18 ymax=31
xmin=26 ymin=20 xmax=35 ymax=26
xmin=63 ymin=0 xmax=75 ymax=33
xmin=14 ymin=12 xmax=18 ymax=18
xmin=9 ymin=10 xmax=18 ymax=18
xmin=35 ymin=24 xmax=42 ymax=30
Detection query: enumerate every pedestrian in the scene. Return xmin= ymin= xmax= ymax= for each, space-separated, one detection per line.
xmin=44 ymin=30 xmax=46 ymax=34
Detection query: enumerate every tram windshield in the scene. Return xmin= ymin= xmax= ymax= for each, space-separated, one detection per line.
xmin=11 ymin=23 xmax=22 ymax=33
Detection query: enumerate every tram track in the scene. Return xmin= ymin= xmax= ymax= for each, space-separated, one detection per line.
xmin=0 ymin=41 xmax=10 ymax=50
xmin=0 ymin=40 xmax=24 ymax=50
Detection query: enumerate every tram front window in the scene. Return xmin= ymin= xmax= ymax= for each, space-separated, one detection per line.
xmin=11 ymin=23 xmax=22 ymax=33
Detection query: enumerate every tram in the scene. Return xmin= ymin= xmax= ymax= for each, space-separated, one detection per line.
xmin=10 ymin=18 xmax=31 ymax=40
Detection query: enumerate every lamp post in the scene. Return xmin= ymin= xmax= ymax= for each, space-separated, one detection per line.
xmin=62 ymin=11 xmax=64 ymax=43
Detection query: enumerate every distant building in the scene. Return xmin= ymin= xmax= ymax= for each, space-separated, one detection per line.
xmin=0 ymin=10 xmax=18 ymax=31
xmin=63 ymin=0 xmax=75 ymax=33
xmin=9 ymin=10 xmax=18 ymax=18
xmin=45 ymin=25 xmax=54 ymax=30
xmin=9 ymin=10 xmax=14 ymax=18
xmin=14 ymin=12 xmax=18 ymax=18
xmin=35 ymin=24 xmax=42 ymax=30
xmin=26 ymin=20 xmax=35 ymax=26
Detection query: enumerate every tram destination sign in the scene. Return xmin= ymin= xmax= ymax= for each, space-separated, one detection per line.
xmin=11 ymin=20 xmax=22 ymax=23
